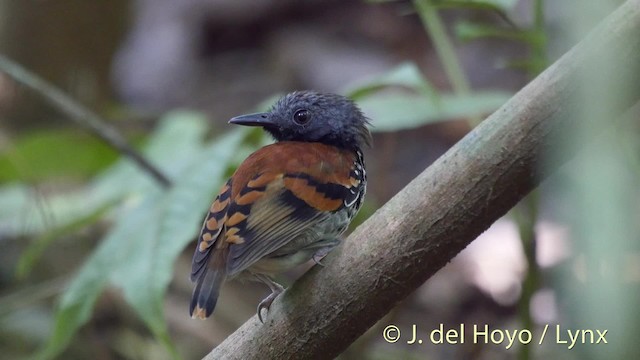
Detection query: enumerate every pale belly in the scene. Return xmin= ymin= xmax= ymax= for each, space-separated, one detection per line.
xmin=244 ymin=209 xmax=351 ymax=276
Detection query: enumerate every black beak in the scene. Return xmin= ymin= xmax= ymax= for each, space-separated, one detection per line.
xmin=228 ymin=112 xmax=273 ymax=127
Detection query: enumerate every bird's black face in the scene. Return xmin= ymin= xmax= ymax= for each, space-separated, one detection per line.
xmin=229 ymin=91 xmax=372 ymax=150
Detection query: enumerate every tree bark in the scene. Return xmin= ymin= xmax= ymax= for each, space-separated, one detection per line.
xmin=205 ymin=1 xmax=640 ymax=359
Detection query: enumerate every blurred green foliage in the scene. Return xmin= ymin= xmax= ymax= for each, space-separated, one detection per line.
xmin=0 ymin=111 xmax=253 ymax=359
xmin=551 ymin=2 xmax=640 ymax=359
xmin=0 ymin=131 xmax=119 ymax=182
xmin=0 ymin=58 xmax=513 ymax=358
xmin=347 ymin=62 xmax=511 ymax=131
xmin=5 ymin=0 xmax=637 ymax=359
xmin=0 ymin=0 xmax=521 ymax=356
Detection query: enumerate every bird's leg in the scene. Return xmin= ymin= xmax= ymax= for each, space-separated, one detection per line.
xmin=312 ymin=239 xmax=340 ymax=266
xmin=254 ymin=273 xmax=285 ymax=323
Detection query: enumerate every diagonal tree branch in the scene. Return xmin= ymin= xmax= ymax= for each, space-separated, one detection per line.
xmin=0 ymin=54 xmax=172 ymax=188
xmin=205 ymin=1 xmax=640 ymax=358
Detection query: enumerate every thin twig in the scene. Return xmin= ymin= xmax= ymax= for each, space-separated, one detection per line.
xmin=0 ymin=54 xmax=172 ymax=188
xmin=492 ymin=8 xmax=520 ymax=30
xmin=517 ymin=2 xmax=547 ymax=359
xmin=413 ymin=0 xmax=481 ymax=126
xmin=414 ymin=0 xmax=470 ymax=94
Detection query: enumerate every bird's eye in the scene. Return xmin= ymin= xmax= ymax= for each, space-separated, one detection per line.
xmin=293 ymin=109 xmax=310 ymax=125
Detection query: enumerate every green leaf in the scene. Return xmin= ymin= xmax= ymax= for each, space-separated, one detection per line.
xmin=16 ymin=201 xmax=112 ymax=279
xmin=455 ymin=21 xmax=541 ymax=43
xmin=435 ymin=0 xmax=518 ymax=12
xmin=34 ymin=230 xmax=115 ymax=360
xmin=1 ymin=111 xmax=211 ymax=271
xmin=111 ymin=129 xmax=247 ymax=352
xmin=345 ymin=62 xmax=434 ymax=100
xmin=90 ymin=110 xmax=210 ymax=198
xmin=0 ymin=130 xmax=119 ymax=183
xmin=358 ymin=91 xmax=511 ymax=131
xmin=35 ymin=116 xmax=249 ymax=359
xmin=0 ymin=183 xmax=33 ymax=233
xmin=0 ymin=110 xmax=247 ymax=359
xmin=0 ymin=111 xmax=210 ymax=237
xmin=0 ymin=184 xmax=117 ymax=237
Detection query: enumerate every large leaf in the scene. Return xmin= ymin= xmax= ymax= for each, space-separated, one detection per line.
xmin=435 ymin=0 xmax=518 ymax=12
xmin=90 ymin=110 xmax=212 ymax=200
xmin=35 ymin=197 xmax=156 ymax=360
xmin=365 ymin=0 xmax=518 ymax=11
xmin=0 ymin=184 xmax=115 ymax=239
xmin=111 ymin=129 xmax=246 ymax=351
xmin=455 ymin=21 xmax=541 ymax=44
xmin=33 ymin=114 xmax=250 ymax=359
xmin=15 ymin=201 xmax=112 ymax=279
xmin=0 ymin=130 xmax=119 ymax=182
xmin=0 ymin=111 xmax=209 ymax=239
xmin=345 ymin=62 xmax=435 ymax=100
xmin=345 ymin=63 xmax=511 ymax=131
xmin=358 ymin=91 xmax=511 ymax=131
xmin=2 ymin=112 xmax=211 ymax=279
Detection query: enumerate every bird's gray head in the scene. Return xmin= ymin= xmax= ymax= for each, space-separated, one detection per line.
xmin=229 ymin=91 xmax=372 ymax=150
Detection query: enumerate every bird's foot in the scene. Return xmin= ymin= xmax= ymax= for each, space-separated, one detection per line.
xmin=254 ymin=274 xmax=285 ymax=323
xmin=312 ymin=251 xmax=328 ymax=266
xmin=311 ymin=240 xmax=340 ymax=266
xmin=257 ymin=288 xmax=283 ymax=323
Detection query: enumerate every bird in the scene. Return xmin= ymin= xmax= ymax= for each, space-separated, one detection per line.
xmin=189 ymin=90 xmax=371 ymax=322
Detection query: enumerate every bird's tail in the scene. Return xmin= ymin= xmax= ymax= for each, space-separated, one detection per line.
xmin=190 ymin=251 xmax=227 ymax=319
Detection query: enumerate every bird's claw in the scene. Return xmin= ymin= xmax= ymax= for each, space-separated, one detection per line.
xmin=312 ymin=252 xmax=327 ymax=266
xmin=254 ymin=274 xmax=285 ymax=323
xmin=257 ymin=287 xmax=285 ymax=323
xmin=257 ymin=291 xmax=280 ymax=323
xmin=312 ymin=243 xmax=338 ymax=266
